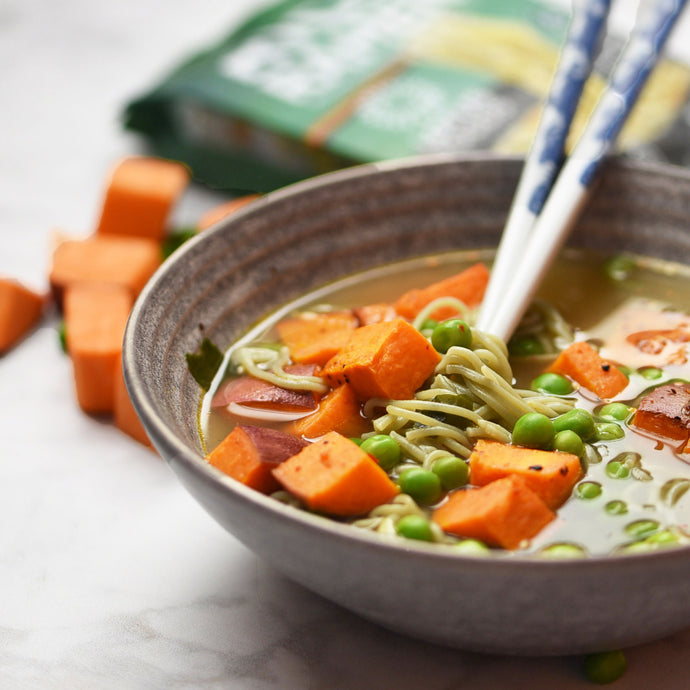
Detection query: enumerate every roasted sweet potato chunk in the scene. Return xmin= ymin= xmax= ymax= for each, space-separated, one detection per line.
xmin=631 ymin=382 xmax=690 ymax=442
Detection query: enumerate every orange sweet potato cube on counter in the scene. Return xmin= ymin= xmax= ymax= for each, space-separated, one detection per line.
xmin=64 ymin=283 xmax=133 ymax=414
xmin=50 ymin=235 xmax=161 ymax=308
xmin=432 ymin=474 xmax=555 ymax=550
xmin=114 ymin=360 xmax=153 ymax=449
xmin=469 ymin=439 xmax=581 ymax=510
xmin=272 ymin=431 xmax=398 ymax=515
xmin=548 ymin=341 xmax=628 ymax=399
xmin=322 ymin=318 xmax=441 ymax=400
xmin=0 ymin=278 xmax=46 ymax=353
xmin=96 ymin=156 xmax=189 ymax=240
xmin=393 ymin=263 xmax=489 ymax=321
xmin=196 ymin=194 xmax=260 ymax=230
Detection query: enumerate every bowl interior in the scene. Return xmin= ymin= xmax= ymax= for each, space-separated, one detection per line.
xmin=124 ymin=153 xmax=690 ymax=654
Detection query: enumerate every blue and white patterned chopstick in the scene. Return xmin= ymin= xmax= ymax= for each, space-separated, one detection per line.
xmin=481 ymin=0 xmax=688 ymax=341
xmin=477 ymin=0 xmax=612 ymax=331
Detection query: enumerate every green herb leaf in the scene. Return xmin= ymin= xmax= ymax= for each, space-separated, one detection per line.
xmin=57 ymin=320 xmax=67 ymax=354
xmin=185 ymin=337 xmax=223 ymax=391
xmin=162 ymin=227 xmax=197 ymax=260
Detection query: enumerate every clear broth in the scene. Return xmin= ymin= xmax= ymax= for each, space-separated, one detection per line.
xmin=201 ymin=248 xmax=690 ymax=557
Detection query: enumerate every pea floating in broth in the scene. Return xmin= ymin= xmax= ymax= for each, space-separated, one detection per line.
xmin=197 ymin=248 xmax=690 ymax=558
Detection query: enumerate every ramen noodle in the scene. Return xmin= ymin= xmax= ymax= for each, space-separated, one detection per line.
xmin=198 ymin=249 xmax=690 ymax=557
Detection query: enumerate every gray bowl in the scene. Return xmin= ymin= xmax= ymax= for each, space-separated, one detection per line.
xmin=123 ymin=153 xmax=690 ymax=655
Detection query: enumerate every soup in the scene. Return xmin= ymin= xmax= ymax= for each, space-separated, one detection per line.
xmin=197 ymin=248 xmax=690 ymax=558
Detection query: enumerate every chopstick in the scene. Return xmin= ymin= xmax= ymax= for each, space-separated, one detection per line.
xmin=476 ymin=0 xmax=612 ymax=333
xmin=476 ymin=0 xmax=688 ymax=342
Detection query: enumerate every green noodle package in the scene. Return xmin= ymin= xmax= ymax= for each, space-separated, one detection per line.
xmin=124 ymin=0 xmax=690 ymax=192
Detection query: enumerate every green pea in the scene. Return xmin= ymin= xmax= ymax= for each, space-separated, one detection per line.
xmin=638 ymin=366 xmax=663 ymax=380
xmin=360 ymin=434 xmax=401 ymax=471
xmin=604 ymin=254 xmax=636 ymax=281
xmin=598 ymin=402 xmax=633 ymax=422
xmin=582 ymin=443 xmax=603 ymax=466
xmin=605 ymin=500 xmax=628 ymax=515
xmin=553 ymin=409 xmax=596 ymax=442
xmin=531 ymin=372 xmax=574 ymax=396
xmin=453 ymin=539 xmax=490 ymax=556
xmin=431 ymin=319 xmax=472 ymax=354
xmin=539 ymin=543 xmax=587 ymax=559
xmin=395 ymin=514 xmax=434 ymax=542
xmin=431 ymin=455 xmax=470 ymax=490
xmin=625 ymin=519 xmax=660 ymax=539
xmin=398 ymin=467 xmax=443 ymax=505
xmin=553 ymin=429 xmax=584 ymax=457
xmin=584 ymin=650 xmax=627 ymax=685
xmin=576 ymin=481 xmax=602 ymax=500
xmin=419 ymin=318 xmax=438 ymax=332
xmin=645 ymin=529 xmax=680 ymax=546
xmin=349 ymin=437 xmax=363 ymax=446
xmin=512 ymin=412 xmax=555 ymax=449
xmin=508 ymin=335 xmax=545 ymax=357
xmin=595 ymin=422 xmax=625 ymax=441
xmin=605 ymin=460 xmax=630 ymax=480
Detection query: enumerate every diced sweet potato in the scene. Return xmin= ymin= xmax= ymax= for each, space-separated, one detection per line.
xmin=211 ymin=364 xmax=321 ymax=411
xmin=393 ymin=263 xmax=489 ymax=321
xmin=0 ymin=278 xmax=46 ymax=353
xmin=96 ymin=156 xmax=190 ymax=240
xmin=64 ymin=283 xmax=133 ymax=413
xmin=548 ymin=341 xmax=628 ymax=399
xmin=49 ymin=235 xmax=161 ymax=308
xmin=469 ymin=439 xmax=581 ymax=510
xmin=285 ymin=383 xmax=369 ymax=440
xmin=353 ymin=303 xmax=397 ymax=326
xmin=631 ymin=382 xmax=690 ymax=442
xmin=207 ymin=424 xmax=309 ymax=494
xmin=114 ymin=358 xmax=154 ymax=449
xmin=276 ymin=311 xmax=358 ymax=366
xmin=322 ymin=317 xmax=441 ymax=400
xmin=272 ymin=431 xmax=399 ymax=515
xmin=432 ymin=474 xmax=555 ymax=549
xmin=196 ymin=194 xmax=260 ymax=230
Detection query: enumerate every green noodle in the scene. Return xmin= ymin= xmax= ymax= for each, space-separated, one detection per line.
xmin=231 ymin=345 xmax=328 ymax=393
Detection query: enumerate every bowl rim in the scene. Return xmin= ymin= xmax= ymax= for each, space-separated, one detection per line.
xmin=124 ymin=151 xmax=690 ymax=571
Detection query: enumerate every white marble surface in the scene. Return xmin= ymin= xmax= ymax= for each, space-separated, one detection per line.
xmin=3 ymin=1 xmax=690 ymax=687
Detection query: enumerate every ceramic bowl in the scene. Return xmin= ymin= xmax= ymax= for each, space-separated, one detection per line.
xmin=123 ymin=153 xmax=690 ymax=655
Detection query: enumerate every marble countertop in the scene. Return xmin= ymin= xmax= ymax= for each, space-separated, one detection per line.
xmin=3 ymin=1 xmax=690 ymax=687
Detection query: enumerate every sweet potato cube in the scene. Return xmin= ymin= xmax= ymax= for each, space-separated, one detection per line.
xmin=64 ymin=283 xmax=133 ymax=414
xmin=322 ymin=318 xmax=441 ymax=400
xmin=631 ymin=382 xmax=690 ymax=442
xmin=50 ymin=235 xmax=161 ymax=308
xmin=285 ymin=383 xmax=369 ymax=440
xmin=469 ymin=439 xmax=581 ymax=510
xmin=114 ymin=358 xmax=154 ymax=449
xmin=432 ymin=475 xmax=555 ymax=549
xmin=207 ymin=424 xmax=308 ymax=494
xmin=196 ymin=194 xmax=260 ymax=230
xmin=211 ymin=364 xmax=321 ymax=412
xmin=0 ymin=278 xmax=45 ymax=353
xmin=96 ymin=156 xmax=190 ymax=240
xmin=353 ymin=303 xmax=396 ymax=326
xmin=276 ymin=311 xmax=358 ymax=367
xmin=272 ymin=431 xmax=399 ymax=515
xmin=548 ymin=341 xmax=628 ymax=399
xmin=393 ymin=263 xmax=489 ymax=320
